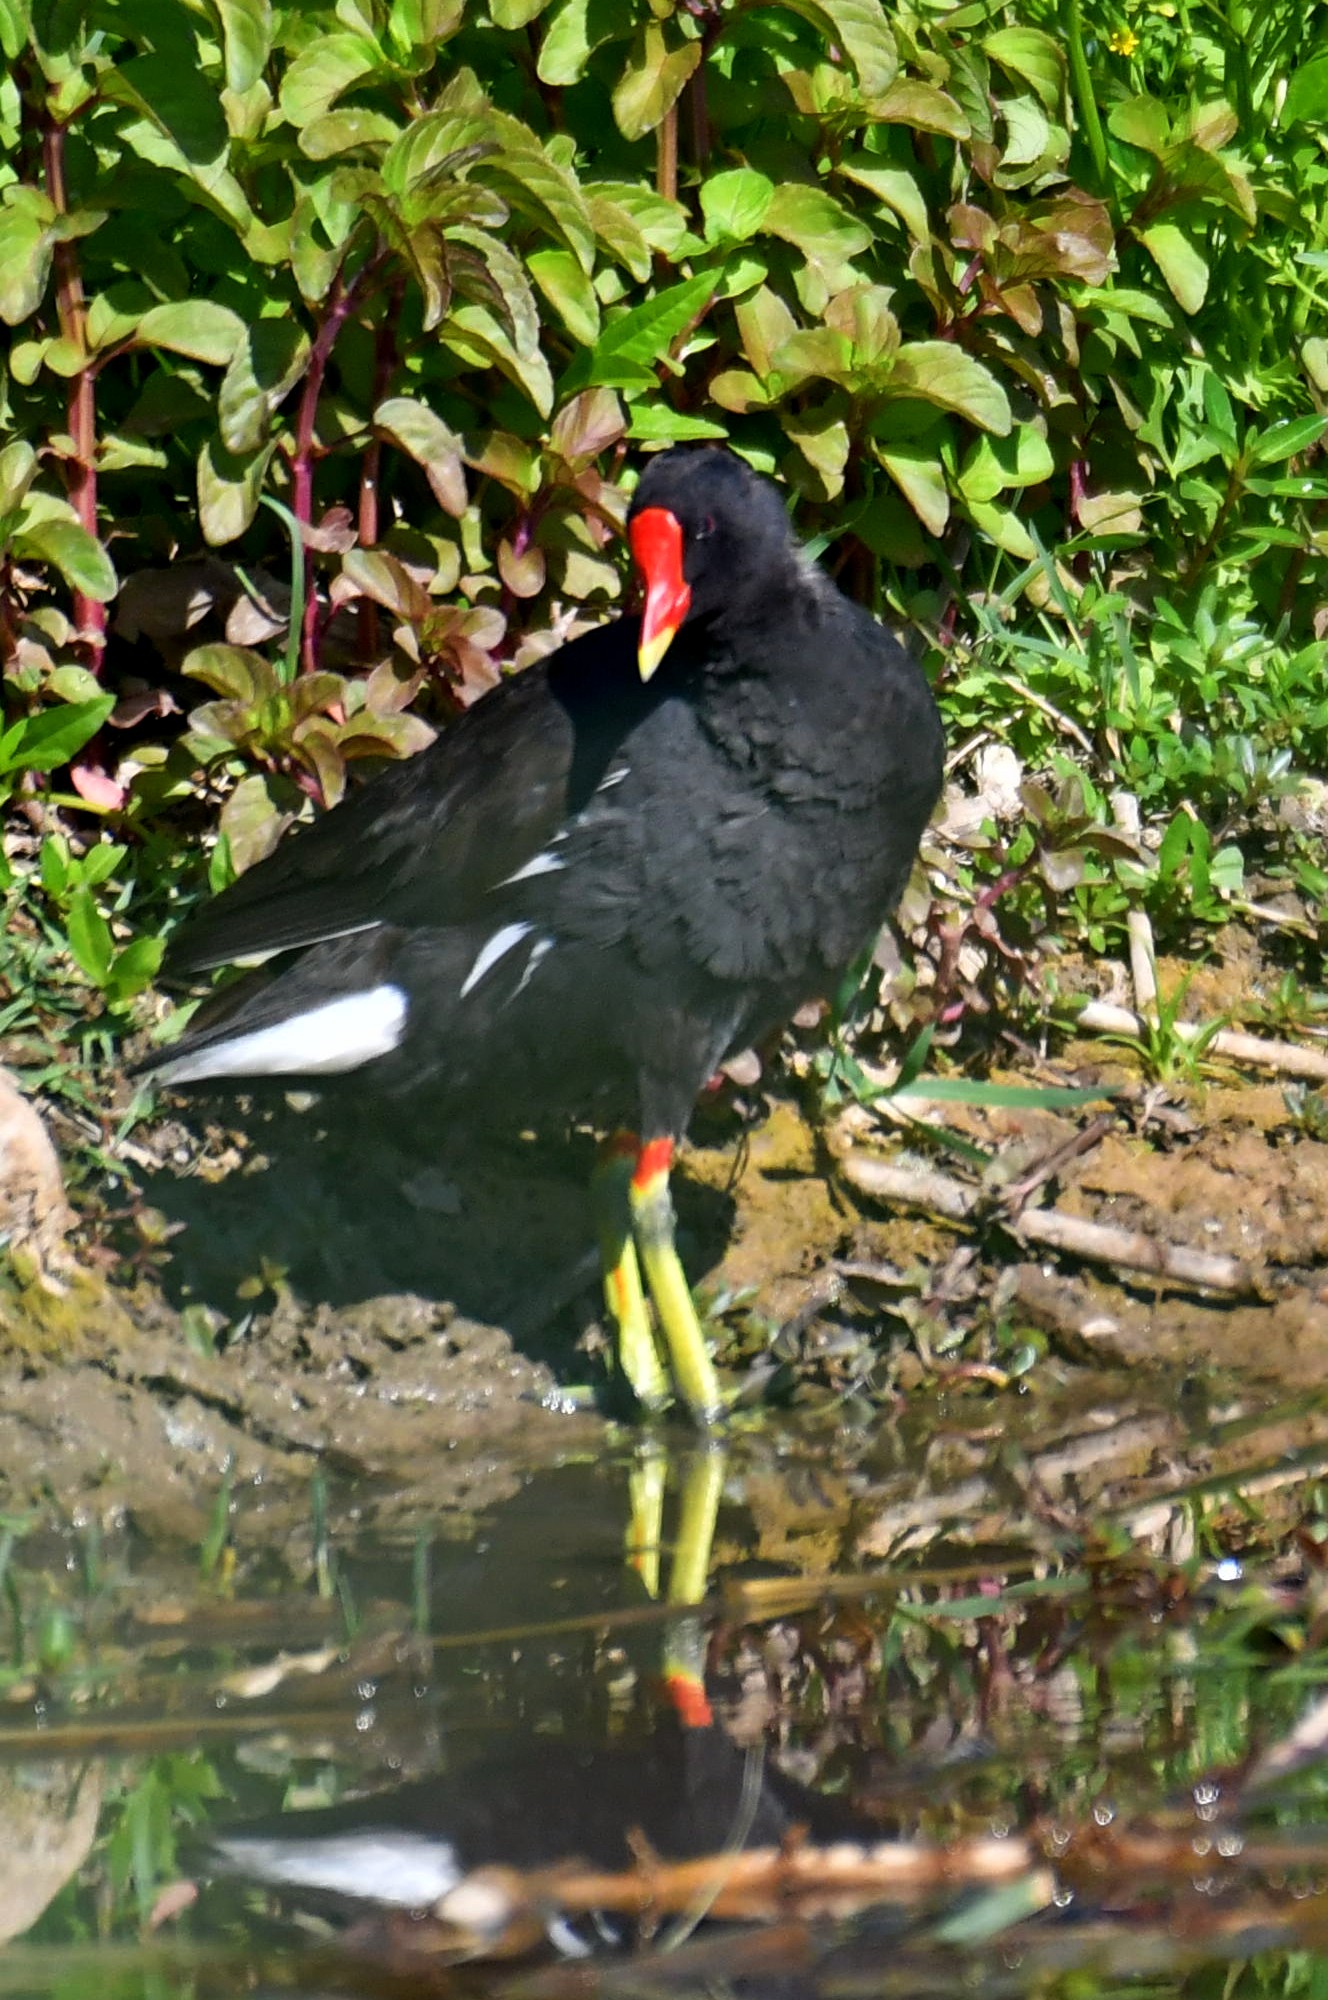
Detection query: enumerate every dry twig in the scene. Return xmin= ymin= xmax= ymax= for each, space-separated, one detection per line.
xmin=837 ymin=1152 xmax=1256 ymax=1295
xmin=1075 ymin=1001 xmax=1328 ymax=1082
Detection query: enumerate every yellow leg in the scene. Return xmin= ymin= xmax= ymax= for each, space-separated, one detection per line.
xmin=663 ymin=1445 xmax=726 ymax=1720
xmin=626 ymin=1440 xmax=667 ymax=1599
xmin=592 ymin=1134 xmax=670 ymax=1414
xmin=630 ymin=1139 xmax=725 ymax=1427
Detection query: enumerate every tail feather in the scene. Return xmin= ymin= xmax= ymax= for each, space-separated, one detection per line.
xmin=143 ymin=929 xmax=408 ymax=1087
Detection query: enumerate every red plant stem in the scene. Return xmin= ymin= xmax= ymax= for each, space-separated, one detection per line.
xmin=290 ymin=270 xmax=362 ymax=674
xmin=656 ymin=102 xmax=678 ymax=203
xmin=930 ymin=864 xmax=1028 ymax=1019
xmin=356 ymin=288 xmax=401 ymax=661
xmin=42 ymin=118 xmax=104 ymax=673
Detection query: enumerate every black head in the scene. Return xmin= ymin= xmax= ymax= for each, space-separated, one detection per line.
xmin=626 ymin=447 xmax=800 ymax=680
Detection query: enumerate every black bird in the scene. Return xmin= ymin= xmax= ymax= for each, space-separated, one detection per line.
xmin=201 ymin=1705 xmax=876 ymax=1959
xmin=147 ymin=448 xmax=944 ymax=1422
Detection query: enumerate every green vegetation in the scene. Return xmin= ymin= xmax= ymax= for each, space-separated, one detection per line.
xmin=0 ymin=0 xmax=1325 ymax=1168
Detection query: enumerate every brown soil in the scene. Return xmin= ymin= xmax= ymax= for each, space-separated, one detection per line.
xmin=1 ymin=939 xmax=1325 ymax=1538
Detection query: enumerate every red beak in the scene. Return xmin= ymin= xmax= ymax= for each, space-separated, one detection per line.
xmin=629 ymin=506 xmax=691 ymax=681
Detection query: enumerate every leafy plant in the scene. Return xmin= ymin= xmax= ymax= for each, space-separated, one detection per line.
xmin=0 ymin=0 xmax=1322 ymax=1177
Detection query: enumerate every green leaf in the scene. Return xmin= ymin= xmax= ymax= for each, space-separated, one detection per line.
xmin=537 ymin=0 xmax=620 ymax=86
xmin=838 ymin=156 xmax=928 ymax=242
xmin=445 ymin=303 xmax=555 ymax=416
xmin=108 ymin=53 xmax=229 ymax=166
xmin=218 ymin=321 xmax=310 ymax=453
xmin=549 ymin=387 xmax=625 ymax=465
xmin=709 ymin=369 xmax=771 ymax=413
xmin=183 ymin=642 xmax=276 ymax=698
xmin=339 ymin=549 xmax=431 ymax=621
xmin=0 ymin=697 xmax=115 ymax=776
xmin=138 ymin=300 xmax=246 ymax=366
xmin=389 ymin=0 xmax=464 ymax=49
xmin=612 ymin=23 xmax=700 ymax=142
xmin=563 ymin=271 xmax=713 ymax=392
xmin=773 ymin=0 xmax=897 ymax=98
xmin=290 ymin=194 xmax=345 ymax=301
xmin=589 ymin=181 xmax=688 ymax=257
xmin=735 ymin=284 xmax=798 ymax=378
xmin=875 ymin=439 xmax=949 ymax=535
xmin=895 ymin=1077 xmax=1118 ymax=1108
xmin=1283 ymin=50 xmax=1328 ymax=126
xmin=1109 ymin=94 xmax=1170 ymax=157
xmin=280 ymin=34 xmax=383 ymax=125
xmin=216 ymin=773 xmax=290 ymax=874
xmin=528 ymin=246 xmax=600 ymax=345
xmin=762 ymin=183 xmax=872 ymax=265
xmin=874 ymin=78 xmax=969 ymax=138
xmin=0 ymin=187 xmax=54 ymax=325
xmin=0 ymin=438 xmax=37 ymax=513
xmin=886 ymin=342 xmax=1011 ymax=434
xmin=771 ymin=325 xmax=853 ymax=388
xmin=586 ymin=192 xmax=652 ymax=281
xmin=301 ymin=107 xmax=399 ymax=157
xmin=65 ymin=887 xmax=114 ymax=988
xmin=0 ymin=0 xmax=25 ymax=60
xmin=958 ymin=428 xmax=1054 ymax=502
xmin=1138 ymin=221 xmax=1208 ymax=312
xmin=375 ymin=396 xmax=467 ymax=514
xmin=784 ymin=410 xmax=850 ymax=496
xmin=490 ymin=0 xmax=549 ymax=21
xmin=981 ymin=26 xmax=1063 ymax=110
xmin=965 ymin=495 xmax=1037 ymax=559
xmin=497 ymin=535 xmax=545 ymax=597
xmin=20 ymin=519 xmax=118 ymax=600
xmin=479 ymin=117 xmax=598 ymax=274
xmin=104 ymin=935 xmax=166 ymax=1009
xmin=197 ymin=438 xmax=275 ymax=544
xmin=700 ymin=168 xmax=774 ymax=245
xmin=213 ymin=0 xmax=272 ymax=94
xmin=1248 ymin=414 xmax=1328 ymax=466
xmin=628 ymin=406 xmax=729 ymax=443
xmin=933 ymin=1874 xmax=1055 ymax=1945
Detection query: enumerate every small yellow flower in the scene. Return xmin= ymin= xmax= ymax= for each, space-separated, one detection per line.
xmin=1108 ymin=25 xmax=1141 ymax=53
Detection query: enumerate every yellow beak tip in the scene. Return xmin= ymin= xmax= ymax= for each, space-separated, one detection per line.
xmin=637 ymin=632 xmax=672 ymax=682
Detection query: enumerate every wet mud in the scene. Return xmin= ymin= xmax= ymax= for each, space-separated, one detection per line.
xmin=0 ymin=987 xmax=1325 ymax=1540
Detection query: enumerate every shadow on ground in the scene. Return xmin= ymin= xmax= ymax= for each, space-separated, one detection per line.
xmin=136 ymin=1087 xmax=739 ymax=1363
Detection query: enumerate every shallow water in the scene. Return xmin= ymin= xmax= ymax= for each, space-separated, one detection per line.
xmin=4 ymin=1378 xmax=1328 ymax=2000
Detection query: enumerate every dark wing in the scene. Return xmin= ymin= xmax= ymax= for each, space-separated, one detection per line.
xmin=165 ymin=629 xmax=633 ymax=977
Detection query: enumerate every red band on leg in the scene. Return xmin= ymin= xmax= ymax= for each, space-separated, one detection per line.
xmin=664 ymin=1671 xmax=714 ymax=1729
xmin=631 ymin=1136 xmax=674 ymax=1194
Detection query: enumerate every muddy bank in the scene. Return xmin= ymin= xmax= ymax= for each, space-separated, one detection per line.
xmin=1 ymin=962 xmax=1326 ymax=1536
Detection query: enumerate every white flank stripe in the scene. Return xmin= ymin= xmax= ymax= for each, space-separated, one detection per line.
xmin=497 ymin=848 xmax=565 ymax=886
xmin=513 ymin=933 xmax=554 ymax=997
xmin=459 ymin=920 xmax=533 ymax=998
xmin=596 ymin=765 xmax=629 ymax=792
xmin=158 ymin=985 xmax=408 ymax=1083
xmin=212 ymin=1831 xmax=460 ymax=1907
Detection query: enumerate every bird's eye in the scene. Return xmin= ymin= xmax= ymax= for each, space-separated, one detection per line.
xmin=695 ymin=514 xmax=717 ymax=540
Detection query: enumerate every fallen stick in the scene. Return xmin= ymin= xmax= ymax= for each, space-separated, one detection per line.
xmin=1110 ymin=797 xmax=1158 ymax=1018
xmin=1074 ymin=1001 xmax=1328 ymax=1083
xmin=427 ymin=1832 xmax=1047 ymax=1949
xmin=838 ymin=1152 xmax=1256 ymax=1294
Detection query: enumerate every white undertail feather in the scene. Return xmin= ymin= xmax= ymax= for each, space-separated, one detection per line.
xmin=155 ymin=984 xmax=409 ymax=1083
xmin=211 ymin=1831 xmax=460 ymax=1906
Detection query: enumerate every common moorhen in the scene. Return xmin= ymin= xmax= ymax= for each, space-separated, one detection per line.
xmin=147 ymin=447 xmax=944 ymax=1422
